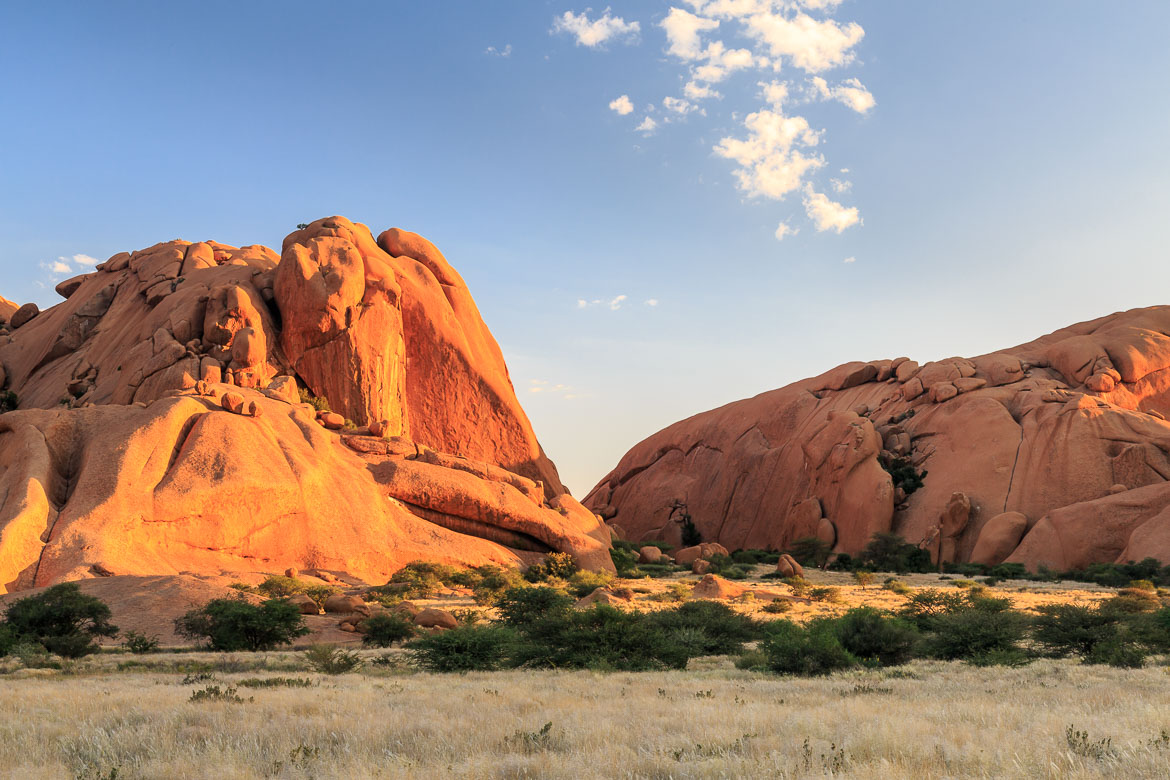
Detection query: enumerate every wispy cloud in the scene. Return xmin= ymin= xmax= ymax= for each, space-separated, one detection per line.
xmin=552 ymin=8 xmax=640 ymax=47
xmin=774 ymin=221 xmax=797 ymax=241
xmin=71 ymin=253 xmax=99 ymax=266
xmin=40 ymin=253 xmax=97 ymax=285
xmin=529 ymin=379 xmax=579 ymax=400
xmin=485 ymin=44 xmax=512 ymax=57
xmin=803 ymin=184 xmax=860 ymax=233
xmin=843 ymin=256 xmax=856 ymax=263
xmin=577 ymin=294 xmax=647 ymax=311
xmin=572 ymin=1 xmax=869 ymax=239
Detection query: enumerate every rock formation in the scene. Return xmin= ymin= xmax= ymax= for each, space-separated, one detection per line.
xmin=0 ymin=217 xmax=611 ymax=594
xmin=585 ymin=307 xmax=1170 ymax=572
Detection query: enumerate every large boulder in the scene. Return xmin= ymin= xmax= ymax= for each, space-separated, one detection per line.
xmin=586 ymin=306 xmax=1170 ymax=571
xmin=0 ymin=219 xmax=613 ymax=595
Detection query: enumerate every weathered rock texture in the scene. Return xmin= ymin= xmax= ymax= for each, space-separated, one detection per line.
xmin=0 ymin=218 xmax=611 ymax=593
xmin=585 ymin=307 xmax=1170 ymax=571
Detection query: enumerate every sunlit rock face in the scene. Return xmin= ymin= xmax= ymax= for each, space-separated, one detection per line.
xmin=586 ymin=307 xmax=1170 ymax=572
xmin=0 ymin=217 xmax=612 ymax=594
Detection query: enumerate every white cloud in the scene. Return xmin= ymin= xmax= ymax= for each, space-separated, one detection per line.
xmin=71 ymin=253 xmax=99 ymax=267
xmin=829 ymin=177 xmax=851 ymax=193
xmin=645 ymin=298 xmax=659 ymax=306
xmin=774 ymin=221 xmax=796 ymax=241
xmin=577 ymin=294 xmax=630 ymax=310
xmin=485 ymin=44 xmax=512 ymax=57
xmin=553 ymin=8 xmax=640 ymax=47
xmin=743 ymin=12 xmax=863 ymax=72
xmin=714 ymin=109 xmax=823 ymax=199
xmin=803 ymin=185 xmax=860 ymax=232
xmin=661 ymin=7 xmax=719 ymax=60
xmin=843 ymin=256 xmax=856 ymax=263
xmin=684 ymin=80 xmax=721 ymax=100
xmin=663 ymin=96 xmax=698 ymax=115
xmin=811 ymin=76 xmax=875 ymax=113
xmin=758 ymin=79 xmax=788 ymax=108
xmin=691 ymin=41 xmax=754 ymax=83
xmin=529 ymin=379 xmax=578 ymax=399
xmin=49 ymin=260 xmax=71 ymax=274
xmin=636 ymin=116 xmax=658 ymax=135
xmin=609 ymin=94 xmax=634 ymax=115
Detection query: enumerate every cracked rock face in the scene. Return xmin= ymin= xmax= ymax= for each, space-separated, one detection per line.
xmin=585 ymin=307 xmax=1170 ymax=571
xmin=0 ymin=218 xmax=611 ymax=593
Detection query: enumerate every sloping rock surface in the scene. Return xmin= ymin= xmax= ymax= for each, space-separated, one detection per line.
xmin=585 ymin=307 xmax=1170 ymax=571
xmin=0 ymin=218 xmax=611 ymax=594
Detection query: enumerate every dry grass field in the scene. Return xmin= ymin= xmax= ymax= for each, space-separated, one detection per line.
xmin=2 ymin=656 xmax=1170 ymax=779
xmin=1 ymin=570 xmax=1167 ymax=779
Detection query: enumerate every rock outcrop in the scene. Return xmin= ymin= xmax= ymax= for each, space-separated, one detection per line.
xmin=585 ymin=307 xmax=1170 ymax=572
xmin=0 ymin=218 xmax=612 ymax=594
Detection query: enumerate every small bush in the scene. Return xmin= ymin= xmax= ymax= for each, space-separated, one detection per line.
xmin=471 ymin=566 xmax=527 ymax=605
xmin=495 ymin=587 xmax=573 ymax=627
xmin=921 ymin=596 xmax=1027 ymax=661
xmin=897 ymin=588 xmax=970 ymax=630
xmin=734 ymin=648 xmax=769 ymax=671
xmin=731 ymin=549 xmax=780 ymax=565
xmin=257 ymin=576 xmax=304 ymax=598
xmin=408 ymin=625 xmax=516 ymax=672
xmin=857 ymin=533 xmax=933 ymax=573
xmin=303 ymin=644 xmax=363 ymax=674
xmin=646 ymin=601 xmax=759 ymax=656
xmin=567 ymin=569 xmax=614 ymax=598
xmin=648 ymin=583 xmax=690 ymax=603
xmin=297 ymin=387 xmax=330 ymax=412
xmin=808 ymin=586 xmax=843 ymax=603
xmin=786 ymin=537 xmax=832 ymax=569
xmin=1086 ymin=638 xmax=1147 ymax=668
xmin=853 ymin=571 xmax=875 ymax=589
xmin=174 ymin=597 xmax=308 ymax=652
xmin=122 ymin=631 xmax=160 ymax=654
xmin=761 ymin=620 xmax=857 ymax=676
xmin=883 ymin=579 xmax=912 ymax=595
xmin=361 ymin=613 xmax=416 ymax=647
xmin=762 ymin=599 xmax=793 ymax=614
xmin=237 ymin=677 xmax=315 ymax=689
xmin=831 ymin=607 xmax=920 ymax=666
xmin=1032 ymin=604 xmax=1117 ymax=658
xmin=388 ymin=561 xmax=462 ymax=599
xmin=189 ymin=685 xmax=250 ymax=704
xmin=1 ymin=582 xmax=118 ymax=658
xmin=302 ymin=584 xmax=339 ymax=608
xmin=508 ymin=605 xmax=689 ymax=671
xmin=525 ymin=552 xmax=579 ymax=582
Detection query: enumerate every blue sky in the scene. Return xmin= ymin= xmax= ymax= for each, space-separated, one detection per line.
xmin=2 ymin=2 xmax=1168 ymax=496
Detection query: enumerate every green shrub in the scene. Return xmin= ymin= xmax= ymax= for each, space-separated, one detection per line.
xmin=853 ymin=571 xmax=875 ymax=589
xmin=646 ymin=601 xmax=759 ymax=656
xmin=408 ymin=625 xmax=516 ymax=672
xmin=761 ymin=619 xmax=858 ymax=676
xmin=881 ymin=455 xmax=926 ymax=495
xmin=857 ymin=533 xmax=933 ymax=573
xmin=302 ymin=584 xmax=338 ymax=608
xmin=508 ymin=605 xmax=689 ymax=671
xmin=609 ymin=543 xmax=640 ymax=577
xmin=731 ymin=549 xmax=780 ymax=565
xmin=647 ymin=583 xmax=690 ymax=603
xmin=1 ymin=582 xmax=118 ymax=658
xmin=988 ymin=563 xmax=1029 ymax=580
xmin=897 ymin=588 xmax=970 ymax=630
xmin=883 ymin=579 xmax=912 ymax=595
xmin=303 ymin=644 xmax=363 ymax=674
xmin=567 ymin=569 xmax=614 ymax=598
xmin=786 ymin=537 xmax=832 ymax=569
xmin=1086 ymin=638 xmax=1147 ymax=668
xmin=762 ymin=599 xmax=793 ymax=614
xmin=122 ymin=630 xmax=161 ymax=654
xmin=1031 ymin=604 xmax=1118 ymax=657
xmin=297 ymin=387 xmax=330 ymax=412
xmin=734 ymin=648 xmax=769 ymax=671
xmin=831 ymin=607 xmax=920 ymax=666
xmin=174 ymin=597 xmax=309 ymax=651
xmin=361 ymin=613 xmax=416 ymax=647
xmin=257 ymin=575 xmax=304 ymax=598
xmin=808 ymin=586 xmax=843 ymax=603
xmin=189 ymin=685 xmax=250 ymax=704
xmin=495 ymin=587 xmax=573 ymax=627
xmin=388 ymin=561 xmax=462 ymax=599
xmin=525 ymin=552 xmax=579 ymax=582
xmin=470 ymin=566 xmax=527 ymax=605
xmin=921 ymin=596 xmax=1027 ymax=662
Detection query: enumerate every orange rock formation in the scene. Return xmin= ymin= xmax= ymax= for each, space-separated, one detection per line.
xmin=0 ymin=218 xmax=612 ymax=594
xmin=585 ymin=307 xmax=1170 ymax=571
